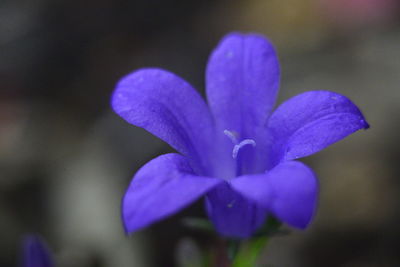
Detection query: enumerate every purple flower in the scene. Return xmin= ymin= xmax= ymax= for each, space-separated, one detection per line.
xmin=21 ymin=235 xmax=54 ymax=267
xmin=112 ymin=33 xmax=369 ymax=238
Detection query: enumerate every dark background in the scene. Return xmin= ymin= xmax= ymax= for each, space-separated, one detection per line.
xmin=1 ymin=0 xmax=400 ymax=266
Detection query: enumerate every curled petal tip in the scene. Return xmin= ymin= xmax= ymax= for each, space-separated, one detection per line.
xmin=269 ymin=90 xmax=370 ymax=161
xmin=362 ymin=119 xmax=370 ymax=129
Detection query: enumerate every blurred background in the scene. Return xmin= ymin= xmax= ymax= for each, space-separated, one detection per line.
xmin=1 ymin=0 xmax=399 ymax=266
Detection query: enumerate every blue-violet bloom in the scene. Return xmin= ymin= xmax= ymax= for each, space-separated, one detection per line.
xmin=21 ymin=235 xmax=54 ymax=267
xmin=112 ymin=33 xmax=369 ymax=238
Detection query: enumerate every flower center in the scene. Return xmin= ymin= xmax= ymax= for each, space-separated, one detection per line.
xmin=223 ymin=130 xmax=256 ymax=159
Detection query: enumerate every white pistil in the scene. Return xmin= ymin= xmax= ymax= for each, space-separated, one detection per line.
xmin=224 ymin=129 xmax=256 ymax=159
xmin=232 ymin=139 xmax=256 ymax=159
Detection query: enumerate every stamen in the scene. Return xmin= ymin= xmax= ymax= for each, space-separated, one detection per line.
xmin=223 ymin=130 xmax=238 ymax=144
xmin=232 ymin=139 xmax=256 ymax=159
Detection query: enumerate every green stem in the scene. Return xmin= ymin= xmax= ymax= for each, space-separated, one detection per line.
xmin=227 ymin=239 xmax=241 ymax=262
xmin=232 ymin=236 xmax=269 ymax=267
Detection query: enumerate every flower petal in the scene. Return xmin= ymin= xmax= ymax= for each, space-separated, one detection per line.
xmin=22 ymin=235 xmax=54 ymax=267
xmin=267 ymin=91 xmax=369 ymax=163
xmin=206 ymin=33 xmax=280 ymax=137
xmin=231 ymin=161 xmax=318 ymax=229
xmin=205 ymin=183 xmax=267 ymax=238
xmin=268 ymin=161 xmax=318 ymax=229
xmin=122 ymin=153 xmax=222 ymax=233
xmin=112 ymin=68 xmax=214 ymax=173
